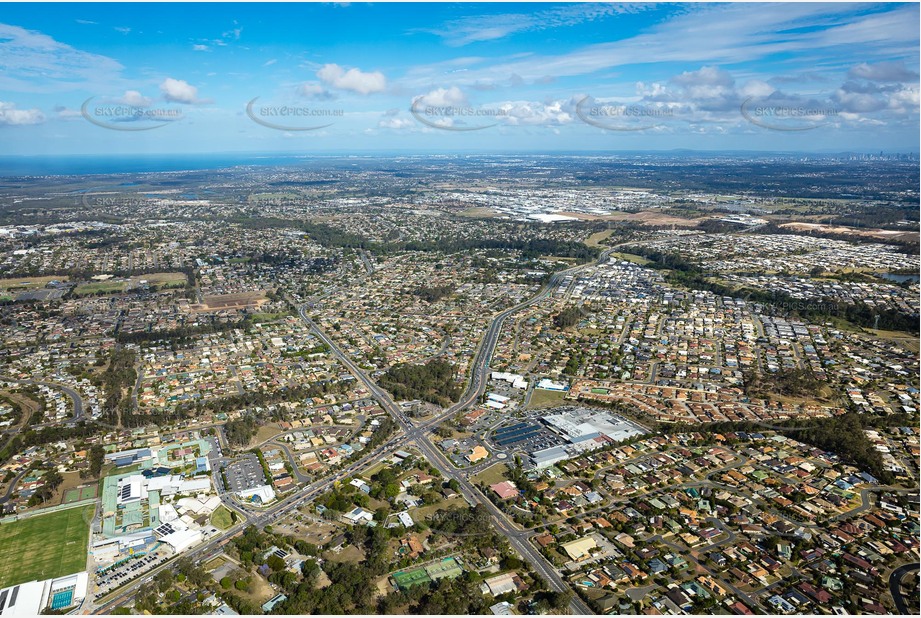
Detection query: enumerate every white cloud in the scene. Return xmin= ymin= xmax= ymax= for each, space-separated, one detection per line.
xmin=114 ymin=26 xmax=131 ymax=34
xmin=424 ymin=3 xmax=648 ymax=46
xmin=0 ymin=22 xmax=124 ymax=93
xmin=263 ymin=59 xmax=277 ymax=67
xmin=115 ymin=90 xmax=152 ymax=107
xmin=298 ymin=82 xmax=335 ymax=100
xmin=317 ymin=63 xmax=386 ymax=95
xmin=848 ymin=61 xmax=919 ymax=82
xmin=378 ymin=117 xmax=414 ymax=130
xmin=0 ymin=101 xmax=44 ymax=126
xmin=627 ymin=62 xmax=919 ymax=130
xmin=832 ymin=86 xmax=887 ymax=114
xmin=192 ymin=44 xmax=210 ymax=52
xmin=413 ymin=86 xmax=468 ymax=107
xmin=410 ymin=89 xmax=581 ymax=130
xmin=830 ymin=80 xmax=919 ymax=116
xmin=159 ymin=78 xmax=208 ymax=104
xmin=401 ymin=4 xmax=919 ymax=89
xmin=497 ymin=98 xmax=576 ymax=126
xmin=53 ymin=105 xmax=82 ymax=119
xmin=887 ymin=85 xmax=920 ymax=112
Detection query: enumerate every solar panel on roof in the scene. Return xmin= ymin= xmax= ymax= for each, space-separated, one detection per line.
xmin=493 ymin=424 xmax=544 ymax=446
xmin=493 ymin=422 xmax=531 ymax=436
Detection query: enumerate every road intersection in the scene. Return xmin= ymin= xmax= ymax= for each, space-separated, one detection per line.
xmin=95 ymin=248 xmax=623 ymax=614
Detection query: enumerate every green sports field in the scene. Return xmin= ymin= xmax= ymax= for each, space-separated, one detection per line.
xmin=0 ymin=505 xmax=93 ymax=588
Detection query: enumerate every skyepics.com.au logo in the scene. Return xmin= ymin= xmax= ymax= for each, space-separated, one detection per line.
xmin=425 ymin=509 xmax=493 ymax=537
xmin=409 ymin=99 xmax=508 ymax=131
xmin=80 ymin=191 xmax=150 ymax=209
xmin=576 ymin=96 xmax=675 ymax=131
xmin=740 ymin=97 xmax=840 ymax=131
xmin=246 ymin=97 xmax=343 ymax=131
xmin=81 ymin=97 xmax=183 ymax=131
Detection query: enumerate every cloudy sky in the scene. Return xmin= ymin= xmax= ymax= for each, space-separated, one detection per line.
xmin=0 ymin=2 xmax=918 ymax=155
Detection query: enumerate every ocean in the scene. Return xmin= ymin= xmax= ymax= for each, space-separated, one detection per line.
xmin=0 ymin=153 xmax=367 ymax=176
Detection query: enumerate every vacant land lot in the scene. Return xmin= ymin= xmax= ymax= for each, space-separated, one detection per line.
xmin=584 ymin=229 xmax=615 ymax=248
xmin=470 ymin=463 xmax=510 ymax=487
xmin=526 ymin=388 xmax=567 ymax=409
xmin=210 ymin=505 xmax=235 ymax=530
xmin=196 ymin=291 xmax=267 ymax=311
xmin=0 ymin=504 xmax=93 ymax=588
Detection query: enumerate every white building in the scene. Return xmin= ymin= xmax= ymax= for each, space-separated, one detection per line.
xmin=536 ymin=378 xmax=567 ymax=391
xmin=0 ymin=572 xmax=88 ymax=616
xmin=160 ymin=529 xmax=203 ymax=553
xmin=344 ymin=507 xmax=374 ymax=525
xmin=238 ymin=485 xmax=276 ymax=504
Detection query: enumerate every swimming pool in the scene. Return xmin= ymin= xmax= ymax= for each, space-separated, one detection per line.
xmin=50 ymin=589 xmax=74 ymax=610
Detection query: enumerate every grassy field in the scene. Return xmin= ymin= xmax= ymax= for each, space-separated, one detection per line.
xmin=0 ymin=504 xmax=93 ymax=588
xmin=250 ymin=311 xmax=291 ymax=323
xmin=458 ymin=207 xmax=500 ymax=218
xmin=210 ymin=505 xmax=235 ymax=530
xmin=361 ymin=462 xmax=389 ymax=480
xmin=470 ymin=463 xmax=510 ymax=487
xmin=251 ymin=423 xmax=283 ymax=446
xmin=74 ymin=272 xmax=186 ymax=296
xmin=584 ymin=229 xmax=615 ymax=248
xmin=324 ymin=545 xmax=365 ymax=564
xmin=73 ymin=280 xmax=127 ymax=295
xmin=62 ymin=485 xmax=97 ymax=504
xmin=137 ymin=272 xmax=186 ymax=286
xmin=410 ymin=496 xmax=467 ymax=521
xmin=202 ymin=556 xmax=227 ymax=572
xmin=0 ymin=276 xmax=68 ymax=291
xmin=247 ymin=192 xmax=300 ymax=203
xmin=526 ymin=388 xmax=567 ymax=409
xmin=866 ymin=329 xmax=920 ymax=353
xmin=608 ymin=251 xmax=653 ymax=265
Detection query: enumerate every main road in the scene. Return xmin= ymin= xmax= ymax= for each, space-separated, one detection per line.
xmin=0 ymin=374 xmax=85 ymax=423
xmin=889 ymin=562 xmax=919 ymax=615
xmin=98 ymin=247 xmax=616 ymax=615
xmin=418 ymin=245 xmax=618 ymax=432
xmin=92 ymin=431 xmax=408 ymax=613
xmin=297 ymin=261 xmax=608 ymax=615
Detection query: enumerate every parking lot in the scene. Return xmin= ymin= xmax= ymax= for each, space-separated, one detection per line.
xmin=488 ymin=421 xmax=565 ymax=452
xmin=94 ymin=548 xmax=169 ymax=598
xmin=222 ymin=454 xmax=266 ymax=493
xmin=206 ymin=436 xmax=224 ymax=460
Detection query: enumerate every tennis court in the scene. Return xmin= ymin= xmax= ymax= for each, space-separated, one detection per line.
xmin=392 ymin=567 xmax=431 ymax=590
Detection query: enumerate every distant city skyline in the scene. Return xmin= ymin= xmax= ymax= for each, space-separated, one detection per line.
xmin=0 ymin=2 xmax=918 ymax=156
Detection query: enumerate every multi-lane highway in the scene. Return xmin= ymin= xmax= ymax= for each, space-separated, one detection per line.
xmin=92 ymin=432 xmax=407 ymax=613
xmin=298 ymin=302 xmax=595 ymax=614
xmin=434 ymin=247 xmax=616 ymax=426
xmin=97 ymin=249 xmax=617 ymax=614
xmin=286 ymin=248 xmax=628 ymax=614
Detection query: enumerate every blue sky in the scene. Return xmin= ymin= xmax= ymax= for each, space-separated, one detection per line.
xmin=0 ymin=2 xmax=918 ymax=155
